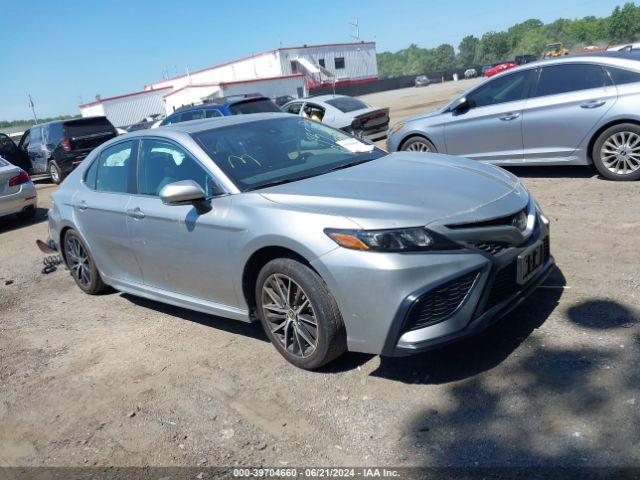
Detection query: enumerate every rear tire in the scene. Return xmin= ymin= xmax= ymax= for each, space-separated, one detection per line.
xmin=592 ymin=123 xmax=640 ymax=181
xmin=63 ymin=230 xmax=107 ymax=295
xmin=255 ymin=258 xmax=346 ymax=369
xmin=401 ymin=136 xmax=437 ymax=153
xmin=48 ymin=161 xmax=65 ymax=185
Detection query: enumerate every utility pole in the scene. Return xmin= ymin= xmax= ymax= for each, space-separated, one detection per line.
xmin=350 ymin=17 xmax=360 ymax=41
xmin=28 ymin=94 xmax=38 ymax=124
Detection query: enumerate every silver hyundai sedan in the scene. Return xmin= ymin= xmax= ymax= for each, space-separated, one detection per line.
xmin=387 ymin=55 xmax=640 ymax=181
xmin=47 ymin=114 xmax=553 ymax=369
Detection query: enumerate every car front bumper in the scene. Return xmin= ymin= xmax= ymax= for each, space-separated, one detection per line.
xmin=0 ymin=182 xmax=37 ymax=218
xmin=311 ymin=213 xmax=552 ymax=356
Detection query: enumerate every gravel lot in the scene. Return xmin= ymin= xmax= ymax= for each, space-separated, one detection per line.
xmin=1 ymin=82 xmax=639 ymax=469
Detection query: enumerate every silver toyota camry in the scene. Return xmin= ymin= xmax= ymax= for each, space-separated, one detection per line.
xmin=47 ymin=113 xmax=553 ymax=369
xmin=387 ymin=55 xmax=640 ymax=181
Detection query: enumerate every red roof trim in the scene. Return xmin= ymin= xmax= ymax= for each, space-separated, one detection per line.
xmin=162 ymin=83 xmax=221 ymax=98
xmin=79 ymin=86 xmax=172 ymax=108
xmin=145 ymin=41 xmax=376 ymax=88
xmin=219 ymin=74 xmax=304 ymax=86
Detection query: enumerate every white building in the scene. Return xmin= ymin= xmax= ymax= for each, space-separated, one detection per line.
xmin=79 ymin=41 xmax=378 ymax=126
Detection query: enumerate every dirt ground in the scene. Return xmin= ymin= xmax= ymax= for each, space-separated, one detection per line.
xmin=1 ymin=83 xmax=639 ymax=469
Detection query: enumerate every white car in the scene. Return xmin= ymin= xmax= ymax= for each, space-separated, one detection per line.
xmin=282 ymin=94 xmax=389 ymax=141
xmin=0 ymin=156 xmax=37 ymax=220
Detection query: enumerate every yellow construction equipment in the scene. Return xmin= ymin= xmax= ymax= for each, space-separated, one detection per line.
xmin=543 ymin=43 xmax=569 ymax=58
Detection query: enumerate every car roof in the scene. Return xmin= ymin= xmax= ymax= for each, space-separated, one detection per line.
xmin=129 ymin=112 xmax=292 ymax=137
xmin=30 ymin=116 xmax=109 ymax=128
xmin=172 ymin=95 xmax=269 ymax=115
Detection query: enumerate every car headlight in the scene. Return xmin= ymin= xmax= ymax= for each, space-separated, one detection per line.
xmin=324 ymin=227 xmax=459 ymax=252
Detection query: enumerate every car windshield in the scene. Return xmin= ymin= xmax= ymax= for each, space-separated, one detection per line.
xmin=193 ymin=117 xmax=386 ymax=191
xmin=325 ymin=97 xmax=369 ymax=113
xmin=229 ymin=98 xmax=281 ymax=115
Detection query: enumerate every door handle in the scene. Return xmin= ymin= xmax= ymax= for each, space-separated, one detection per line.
xmin=499 ymin=113 xmax=520 ymax=121
xmin=75 ymin=200 xmax=88 ymax=211
xmin=580 ymin=100 xmax=606 ymax=109
xmin=126 ymin=207 xmax=145 ymax=220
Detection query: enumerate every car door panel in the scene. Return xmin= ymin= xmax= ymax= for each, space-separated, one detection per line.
xmin=443 ymin=69 xmax=535 ymax=162
xmin=444 ymin=100 xmax=526 ymax=162
xmin=522 ymin=63 xmax=618 ymax=162
xmin=126 ymin=196 xmax=238 ymax=306
xmin=127 ymin=138 xmax=236 ymax=307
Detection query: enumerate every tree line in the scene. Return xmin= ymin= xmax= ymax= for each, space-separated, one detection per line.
xmin=376 ymin=2 xmax=640 ymax=77
xmin=0 ymin=114 xmax=80 ymax=130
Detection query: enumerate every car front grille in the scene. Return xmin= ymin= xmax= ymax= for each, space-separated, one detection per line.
xmin=404 ymin=270 xmax=480 ymax=332
xmin=470 ymin=241 xmax=509 ymax=255
xmin=446 ymin=208 xmax=527 ymax=230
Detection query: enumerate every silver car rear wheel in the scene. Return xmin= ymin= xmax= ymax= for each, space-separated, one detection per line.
xmin=261 ymin=273 xmax=318 ymax=359
xmin=600 ymin=131 xmax=640 ymax=175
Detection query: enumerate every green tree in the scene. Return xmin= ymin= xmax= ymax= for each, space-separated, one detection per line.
xmin=476 ymin=31 xmax=510 ymax=64
xmin=609 ymin=2 xmax=640 ymax=43
xmin=458 ymin=35 xmax=479 ymax=68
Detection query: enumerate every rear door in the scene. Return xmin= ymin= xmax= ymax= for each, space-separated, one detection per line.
xmin=521 ymin=63 xmax=617 ymax=162
xmin=73 ymin=140 xmax=142 ymax=284
xmin=0 ymin=134 xmax=29 ymax=171
xmin=444 ymin=69 xmax=536 ymax=162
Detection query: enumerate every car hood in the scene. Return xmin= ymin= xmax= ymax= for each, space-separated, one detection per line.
xmin=259 ymin=153 xmax=527 ymax=229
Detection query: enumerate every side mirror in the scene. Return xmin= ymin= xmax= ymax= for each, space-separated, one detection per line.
xmin=452 ymin=97 xmax=474 ymax=114
xmin=159 ymin=180 xmax=207 ymax=206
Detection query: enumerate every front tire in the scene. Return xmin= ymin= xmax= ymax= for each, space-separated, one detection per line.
xmin=592 ymin=123 xmax=640 ymax=181
xmin=401 ymin=136 xmax=437 ymax=153
xmin=63 ymin=230 xmax=107 ymax=294
xmin=255 ymin=258 xmax=346 ymax=369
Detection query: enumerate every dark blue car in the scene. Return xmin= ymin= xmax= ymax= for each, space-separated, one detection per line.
xmin=160 ymin=95 xmax=281 ymax=126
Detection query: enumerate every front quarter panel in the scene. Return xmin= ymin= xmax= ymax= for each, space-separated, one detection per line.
xmin=387 ymin=115 xmax=447 ymax=152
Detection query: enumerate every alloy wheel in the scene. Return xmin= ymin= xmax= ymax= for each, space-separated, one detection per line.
xmin=406 ymin=141 xmax=432 ymax=152
xmin=600 ymin=131 xmax=640 ymax=175
xmin=261 ymin=274 xmax=318 ymax=358
xmin=65 ymin=236 xmax=91 ymax=288
xmin=49 ymin=163 xmax=60 ymax=183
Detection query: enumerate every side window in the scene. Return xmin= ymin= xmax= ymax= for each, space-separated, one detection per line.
xmin=606 ymin=66 xmax=640 ymax=85
xmin=31 ymin=127 xmax=42 ymax=145
xmin=163 ymin=114 xmax=179 ymax=126
xmin=318 ymin=59 xmax=325 ymax=68
xmin=302 ymin=103 xmax=325 ymax=122
xmin=138 ymin=139 xmax=218 ymax=197
xmin=467 ymin=70 xmax=534 ymax=108
xmin=180 ymin=110 xmax=205 ymax=122
xmin=95 ymin=141 xmax=136 ymax=193
xmin=533 ymin=64 xmax=607 ymax=97
xmin=0 ymin=134 xmax=16 ymax=156
xmin=335 ymin=57 xmax=345 ymax=69
xmin=283 ymin=102 xmax=303 ymax=115
xmin=84 ymin=158 xmax=99 ymax=189
xmin=205 ymin=109 xmax=222 ymax=118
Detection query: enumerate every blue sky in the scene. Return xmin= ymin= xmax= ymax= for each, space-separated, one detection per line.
xmin=0 ymin=0 xmax=623 ymax=120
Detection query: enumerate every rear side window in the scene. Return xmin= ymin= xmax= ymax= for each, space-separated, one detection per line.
xmin=606 ymin=66 xmax=640 ymax=85
xmin=325 ymin=97 xmax=369 ymax=113
xmin=31 ymin=127 xmax=42 ymax=144
xmin=84 ymin=158 xmax=99 ymax=189
xmin=63 ymin=117 xmax=115 ymax=138
xmin=180 ymin=110 xmax=205 ymax=122
xmin=95 ymin=141 xmax=136 ymax=193
xmin=533 ymin=64 xmax=608 ymax=97
xmin=205 ymin=109 xmax=222 ymax=118
xmin=229 ymin=99 xmax=281 ymax=115
xmin=283 ymin=102 xmax=303 ymax=114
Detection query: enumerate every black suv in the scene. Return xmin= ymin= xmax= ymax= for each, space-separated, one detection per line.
xmin=15 ymin=117 xmax=117 ymax=184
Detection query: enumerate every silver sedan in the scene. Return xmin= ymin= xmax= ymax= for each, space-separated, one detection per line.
xmin=0 ymin=157 xmax=37 ymax=220
xmin=387 ymin=55 xmax=640 ymax=181
xmin=47 ymin=113 xmax=552 ymax=369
